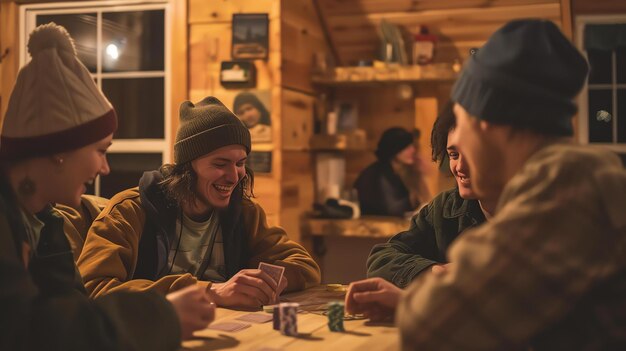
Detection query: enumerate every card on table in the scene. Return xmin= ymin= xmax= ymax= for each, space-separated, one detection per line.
xmin=258 ymin=262 xmax=285 ymax=286
xmin=208 ymin=322 xmax=251 ymax=332
xmin=236 ymin=313 xmax=273 ymax=324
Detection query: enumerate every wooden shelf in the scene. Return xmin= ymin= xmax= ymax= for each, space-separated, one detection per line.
xmin=302 ymin=216 xmax=411 ymax=239
xmin=309 ymin=130 xmax=367 ymax=151
xmin=312 ymin=64 xmax=458 ymax=87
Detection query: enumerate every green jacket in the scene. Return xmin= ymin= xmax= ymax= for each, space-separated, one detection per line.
xmin=0 ymin=176 xmax=181 ymax=351
xmin=366 ymin=187 xmax=486 ymax=288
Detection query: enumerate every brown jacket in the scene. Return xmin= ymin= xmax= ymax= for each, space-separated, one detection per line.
xmin=397 ymin=143 xmax=626 ymax=350
xmin=77 ymin=176 xmax=320 ymax=298
xmin=56 ymin=195 xmax=109 ymax=261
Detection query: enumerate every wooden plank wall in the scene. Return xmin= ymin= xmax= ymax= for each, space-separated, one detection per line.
xmin=188 ymin=0 xmax=283 ymax=227
xmin=189 ymin=0 xmax=329 ymax=242
xmin=280 ymin=0 xmax=330 ymax=243
xmin=315 ymin=0 xmax=563 ymax=66
xmin=0 ymin=3 xmax=19 ymax=123
xmin=314 ymin=0 xmax=566 ymax=198
xmin=571 ymin=0 xmax=626 ymax=15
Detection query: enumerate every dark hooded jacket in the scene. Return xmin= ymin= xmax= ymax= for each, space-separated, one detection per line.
xmin=0 ymin=175 xmax=181 ymax=351
xmin=367 ymin=187 xmax=486 ymax=287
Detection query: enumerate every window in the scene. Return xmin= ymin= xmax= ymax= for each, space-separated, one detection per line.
xmin=21 ymin=0 xmax=171 ymax=197
xmin=576 ymin=16 xmax=626 ymax=155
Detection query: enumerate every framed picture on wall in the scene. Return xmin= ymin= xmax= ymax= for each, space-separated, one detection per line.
xmin=231 ymin=13 xmax=269 ymax=60
xmin=247 ymin=151 xmax=272 ymax=173
xmin=233 ymin=90 xmax=272 ymax=143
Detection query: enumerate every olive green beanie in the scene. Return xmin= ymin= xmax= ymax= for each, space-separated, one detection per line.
xmin=174 ymin=96 xmax=251 ymax=164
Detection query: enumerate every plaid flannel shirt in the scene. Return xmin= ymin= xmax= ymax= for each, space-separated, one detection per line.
xmin=397 ymin=143 xmax=626 ymax=351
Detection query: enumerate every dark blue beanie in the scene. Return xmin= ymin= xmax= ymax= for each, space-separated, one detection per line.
xmin=451 ymin=19 xmax=589 ymax=136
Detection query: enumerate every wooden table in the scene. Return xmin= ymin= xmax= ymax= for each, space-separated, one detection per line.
xmin=182 ymin=285 xmax=398 ymax=351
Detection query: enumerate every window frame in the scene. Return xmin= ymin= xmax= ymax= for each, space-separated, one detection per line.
xmin=19 ymin=0 xmax=172 ymax=196
xmin=575 ymin=14 xmax=626 ymax=153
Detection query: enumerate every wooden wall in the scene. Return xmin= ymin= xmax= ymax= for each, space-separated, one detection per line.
xmin=0 ymin=3 xmax=19 ymax=122
xmin=189 ymin=0 xmax=329 ymax=243
xmin=313 ymin=0 xmax=568 ymax=197
xmin=188 ymin=0 xmax=282 ymax=228
xmin=315 ymin=0 xmax=563 ymax=66
xmin=280 ymin=0 xmax=330 ymax=243
xmin=571 ymin=0 xmax=626 ymax=15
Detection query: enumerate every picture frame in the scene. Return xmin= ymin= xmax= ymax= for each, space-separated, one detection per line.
xmin=247 ymin=151 xmax=272 ymax=173
xmin=231 ymin=14 xmax=269 ymax=60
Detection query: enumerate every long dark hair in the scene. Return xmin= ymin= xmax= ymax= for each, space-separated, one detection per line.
xmin=430 ymin=101 xmax=456 ymax=165
xmin=158 ymin=162 xmax=255 ymax=206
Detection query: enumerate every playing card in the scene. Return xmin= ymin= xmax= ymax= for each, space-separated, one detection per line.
xmin=208 ymin=322 xmax=251 ymax=332
xmin=258 ymin=262 xmax=285 ymax=286
xmin=236 ymin=313 xmax=273 ymax=324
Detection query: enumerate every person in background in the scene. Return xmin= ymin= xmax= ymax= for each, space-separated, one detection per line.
xmin=366 ymin=102 xmax=496 ymax=287
xmin=233 ymin=91 xmax=272 ymax=143
xmin=354 ymin=127 xmax=431 ymax=217
xmin=345 ymin=19 xmax=626 ymax=350
xmin=0 ymin=23 xmax=214 ymax=351
xmin=78 ymin=96 xmax=320 ymax=309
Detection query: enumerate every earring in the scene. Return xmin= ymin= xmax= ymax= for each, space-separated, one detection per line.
xmin=55 ymin=157 xmax=64 ymax=165
xmin=18 ymin=177 xmax=36 ymax=197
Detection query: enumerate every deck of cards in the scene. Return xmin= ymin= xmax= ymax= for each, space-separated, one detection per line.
xmin=258 ymin=262 xmax=284 ymax=286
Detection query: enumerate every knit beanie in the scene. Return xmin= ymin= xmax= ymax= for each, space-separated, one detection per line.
xmin=232 ymin=92 xmax=271 ymax=125
xmin=1 ymin=23 xmax=117 ymax=161
xmin=451 ymin=19 xmax=589 ymax=136
xmin=174 ymin=96 xmax=251 ymax=164
xmin=375 ymin=127 xmax=416 ymax=162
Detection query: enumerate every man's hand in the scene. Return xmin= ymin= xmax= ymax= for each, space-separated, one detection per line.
xmin=166 ymin=285 xmax=216 ymax=340
xmin=431 ymin=263 xmax=451 ymax=275
xmin=208 ymin=269 xmax=287 ymax=308
xmin=345 ymin=277 xmax=403 ymax=322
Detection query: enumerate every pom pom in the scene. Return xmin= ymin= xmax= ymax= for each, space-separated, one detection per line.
xmin=27 ymin=22 xmax=76 ymax=57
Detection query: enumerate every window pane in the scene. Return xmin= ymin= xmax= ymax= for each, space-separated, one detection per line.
xmin=36 ymin=13 xmax=97 ymax=72
xmin=587 ymin=49 xmax=612 ymax=85
xmin=99 ymin=153 xmax=162 ymax=198
xmin=617 ymin=48 xmax=626 ymax=84
xmin=588 ymin=89 xmax=613 ymax=143
xmin=102 ymin=77 xmax=164 ymax=139
xmin=102 ymin=10 xmax=164 ymax=72
xmin=618 ymin=89 xmax=626 ymax=143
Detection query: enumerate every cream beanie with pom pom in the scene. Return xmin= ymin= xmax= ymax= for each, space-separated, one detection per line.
xmin=0 ymin=22 xmax=117 ymax=161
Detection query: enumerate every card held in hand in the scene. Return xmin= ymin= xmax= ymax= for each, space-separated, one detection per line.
xmin=258 ymin=262 xmax=285 ymax=287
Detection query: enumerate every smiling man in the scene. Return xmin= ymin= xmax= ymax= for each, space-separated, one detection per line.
xmin=366 ymin=102 xmax=496 ymax=288
xmin=346 ymin=19 xmax=626 ymax=350
xmin=77 ymin=97 xmax=320 ymax=309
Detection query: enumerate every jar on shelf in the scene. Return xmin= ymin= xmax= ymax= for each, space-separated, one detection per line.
xmin=412 ymin=25 xmax=437 ymax=65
